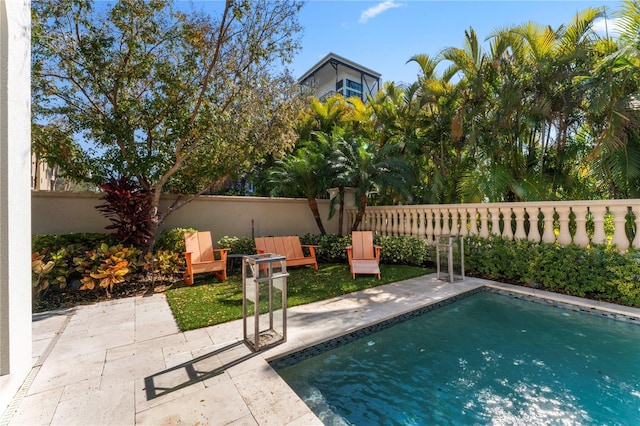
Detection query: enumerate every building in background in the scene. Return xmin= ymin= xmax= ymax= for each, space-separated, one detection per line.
xmin=31 ymin=153 xmax=59 ymax=191
xmin=298 ymin=52 xmax=381 ymax=103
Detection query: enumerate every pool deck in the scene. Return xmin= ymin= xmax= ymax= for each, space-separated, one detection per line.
xmin=3 ymin=274 xmax=640 ymax=425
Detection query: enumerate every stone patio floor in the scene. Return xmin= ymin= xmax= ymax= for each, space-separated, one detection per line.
xmin=3 ymin=273 xmax=640 ymax=425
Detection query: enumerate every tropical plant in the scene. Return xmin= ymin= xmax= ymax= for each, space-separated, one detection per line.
xmin=332 ymin=133 xmax=412 ymax=230
xmin=78 ymin=243 xmax=140 ymax=295
xmin=269 ymin=143 xmax=333 ymax=234
xmin=96 ymin=177 xmax=153 ymax=249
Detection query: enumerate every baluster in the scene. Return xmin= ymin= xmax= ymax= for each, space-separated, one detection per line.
xmin=540 ymin=206 xmax=556 ymax=243
xmin=556 ymin=206 xmax=572 ymax=246
xmin=453 ymin=208 xmax=462 ymax=236
xmin=388 ymin=209 xmax=396 ymax=236
xmin=402 ymin=209 xmax=410 ymax=236
xmin=384 ymin=210 xmax=390 ymax=235
xmin=468 ymin=207 xmax=478 ymax=237
xmin=610 ymin=205 xmax=630 ymax=250
xmin=370 ymin=210 xmax=378 ymax=234
xmin=417 ymin=209 xmax=426 ymax=239
xmin=590 ymin=205 xmax=607 ymax=245
xmin=383 ymin=211 xmax=390 ymax=236
xmin=409 ymin=209 xmax=415 ymax=236
xmin=432 ymin=209 xmax=442 ymax=238
xmin=424 ymin=209 xmax=435 ymax=243
xmin=479 ymin=208 xmax=490 ymax=238
xmin=634 ymin=205 xmax=640 ymax=249
xmin=489 ymin=207 xmax=501 ymax=236
xmin=572 ymin=206 xmax=590 ymax=248
xmin=411 ymin=209 xmax=420 ymax=237
xmin=371 ymin=210 xmax=378 ymax=232
xmin=442 ymin=209 xmax=452 ymax=235
xmin=527 ymin=207 xmax=541 ymax=243
xmin=502 ymin=209 xmax=514 ymax=240
xmin=346 ymin=210 xmax=354 ymax=232
xmin=514 ymin=206 xmax=527 ymax=240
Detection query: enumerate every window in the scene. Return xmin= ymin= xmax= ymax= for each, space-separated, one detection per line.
xmin=345 ymin=89 xmax=361 ymax=99
xmin=346 ymin=79 xmax=362 ymax=92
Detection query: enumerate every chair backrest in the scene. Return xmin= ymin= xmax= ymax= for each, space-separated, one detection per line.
xmin=255 ymin=236 xmax=304 ymax=259
xmin=352 ymin=231 xmax=375 ymax=259
xmin=184 ymin=231 xmax=214 ymax=263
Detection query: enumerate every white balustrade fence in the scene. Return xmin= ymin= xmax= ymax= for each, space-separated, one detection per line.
xmin=347 ymin=200 xmax=640 ymax=252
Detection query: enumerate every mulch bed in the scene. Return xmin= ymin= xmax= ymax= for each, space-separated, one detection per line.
xmin=33 ymin=276 xmax=182 ymax=313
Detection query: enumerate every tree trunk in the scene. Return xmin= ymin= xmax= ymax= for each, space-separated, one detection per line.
xmin=338 ymin=185 xmax=344 ymax=237
xmin=338 ymin=195 xmax=344 ymax=237
xmin=308 ymin=197 xmax=326 ymax=235
xmin=350 ymin=194 xmax=368 ymax=231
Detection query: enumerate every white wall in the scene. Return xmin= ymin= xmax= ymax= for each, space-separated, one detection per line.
xmin=0 ymin=0 xmax=32 ymax=414
xmin=32 ymin=192 xmax=342 ymax=238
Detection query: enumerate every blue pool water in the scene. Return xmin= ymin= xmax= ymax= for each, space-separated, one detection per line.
xmin=275 ymin=291 xmax=640 ymax=425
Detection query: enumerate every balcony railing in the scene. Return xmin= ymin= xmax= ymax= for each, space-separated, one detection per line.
xmin=346 ymin=200 xmax=640 ymax=252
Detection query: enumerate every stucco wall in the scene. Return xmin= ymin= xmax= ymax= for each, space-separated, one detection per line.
xmin=32 ymin=191 xmax=341 ymax=238
xmin=0 ymin=0 xmax=32 ymax=414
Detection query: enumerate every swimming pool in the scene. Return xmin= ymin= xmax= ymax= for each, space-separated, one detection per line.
xmin=273 ymin=291 xmax=640 ymax=425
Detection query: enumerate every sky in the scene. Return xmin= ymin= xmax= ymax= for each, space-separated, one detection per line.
xmin=291 ymin=0 xmax=622 ymax=84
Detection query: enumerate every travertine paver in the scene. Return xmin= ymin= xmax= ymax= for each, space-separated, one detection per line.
xmin=50 ymin=378 xmax=134 ymax=426
xmin=7 ymin=387 xmax=63 ymax=426
xmin=7 ymin=275 xmax=639 ymax=425
xmin=27 ymin=348 xmax=107 ymax=396
xmin=135 ymin=376 xmax=251 ymax=425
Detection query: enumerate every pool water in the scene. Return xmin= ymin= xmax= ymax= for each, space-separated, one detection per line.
xmin=275 ymin=292 xmax=640 ymax=425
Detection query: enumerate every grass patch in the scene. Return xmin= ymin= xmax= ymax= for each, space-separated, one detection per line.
xmin=166 ymin=263 xmax=431 ymax=331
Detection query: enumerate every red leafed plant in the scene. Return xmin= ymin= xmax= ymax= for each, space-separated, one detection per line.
xmin=96 ymin=177 xmax=153 ymax=249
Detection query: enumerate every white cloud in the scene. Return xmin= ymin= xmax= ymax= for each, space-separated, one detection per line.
xmin=359 ymin=1 xmax=402 ymax=24
xmin=592 ymin=17 xmax=623 ymax=37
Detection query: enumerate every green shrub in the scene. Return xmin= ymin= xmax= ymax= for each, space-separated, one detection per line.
xmin=300 ymin=233 xmax=430 ymax=266
xmin=155 ymin=227 xmax=198 ymax=253
xmin=376 ymin=235 xmax=430 ymax=266
xmin=33 ymin=233 xmax=118 ymax=253
xmin=464 ymin=235 xmax=640 ymax=307
xmin=301 ymin=234 xmax=351 ymax=262
xmin=217 ymin=236 xmax=255 ymax=255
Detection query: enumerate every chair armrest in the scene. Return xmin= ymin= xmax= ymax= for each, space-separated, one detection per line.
xmin=213 ymin=248 xmax=229 ymax=261
xmin=346 ymin=246 xmax=353 ymax=264
xmin=301 ymin=244 xmax=318 ymax=258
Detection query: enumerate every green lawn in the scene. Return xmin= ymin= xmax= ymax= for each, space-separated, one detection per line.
xmin=166 ymin=263 xmax=432 ymax=331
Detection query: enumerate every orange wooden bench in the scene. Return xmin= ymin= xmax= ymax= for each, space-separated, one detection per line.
xmin=254 ymin=236 xmax=318 ymax=270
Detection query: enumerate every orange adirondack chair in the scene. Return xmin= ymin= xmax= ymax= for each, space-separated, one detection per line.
xmin=346 ymin=231 xmax=381 ymax=279
xmin=183 ymin=231 xmax=228 ymax=285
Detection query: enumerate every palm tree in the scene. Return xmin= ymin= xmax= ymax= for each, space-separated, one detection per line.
xmin=269 ymin=145 xmax=332 ymax=234
xmin=581 ymin=1 xmax=640 ymax=197
xmin=332 ymin=134 xmax=412 ymax=231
